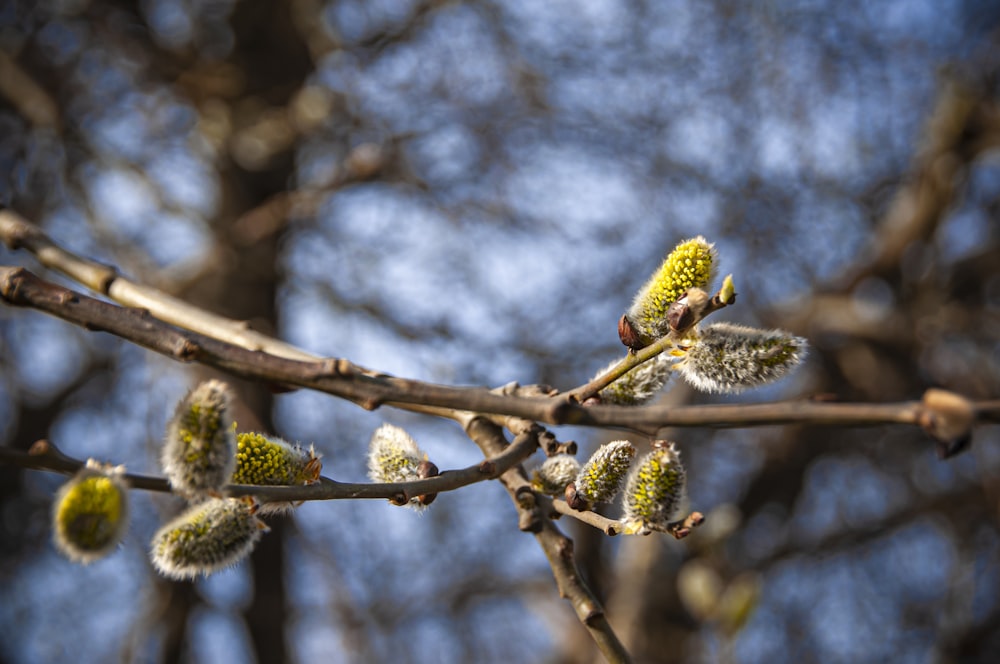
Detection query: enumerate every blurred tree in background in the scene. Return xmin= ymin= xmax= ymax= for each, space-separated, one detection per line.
xmin=2 ymin=1 xmax=1000 ymax=662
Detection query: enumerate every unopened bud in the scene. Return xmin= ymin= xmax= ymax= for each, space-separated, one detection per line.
xmin=618 ymin=314 xmax=644 ymax=351
xmin=416 ymin=459 xmax=440 ymax=506
xmin=667 ymin=288 xmax=710 ymax=333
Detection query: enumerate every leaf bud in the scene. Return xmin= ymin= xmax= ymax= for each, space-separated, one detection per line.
xmin=667 ymin=288 xmax=710 ymax=333
xmin=416 ymin=459 xmax=440 ymax=506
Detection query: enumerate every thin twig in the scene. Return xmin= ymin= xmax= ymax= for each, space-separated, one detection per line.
xmin=549 ymin=499 xmax=623 ymax=536
xmin=565 ymin=336 xmax=677 ymax=404
xmin=0 ymin=433 xmax=540 ymax=504
xmin=566 ymin=278 xmax=736 ymax=403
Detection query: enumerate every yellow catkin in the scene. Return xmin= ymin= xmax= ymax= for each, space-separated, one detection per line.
xmin=52 ymin=460 xmax=129 ymax=563
xmin=621 ymin=443 xmax=686 ymax=535
xmin=231 ymin=432 xmax=322 ymax=514
xmin=573 ymin=441 xmax=636 ymax=506
xmin=627 ymin=237 xmax=716 ymax=346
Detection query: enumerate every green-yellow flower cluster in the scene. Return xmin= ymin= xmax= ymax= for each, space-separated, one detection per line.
xmin=621 ymin=443 xmax=686 ymax=535
xmin=162 ymin=379 xmax=236 ymax=497
xmin=626 ymin=236 xmax=716 ymax=347
xmin=571 ymin=440 xmax=636 ymax=508
xmin=150 ymin=497 xmax=267 ymax=580
xmin=233 ymin=432 xmax=322 ymax=486
xmin=52 ymin=460 xmax=129 ymax=563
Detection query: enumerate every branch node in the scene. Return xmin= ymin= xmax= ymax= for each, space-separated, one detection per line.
xmin=173 ymin=338 xmax=201 ymax=361
xmin=548 ymin=400 xmax=586 ymax=425
xmin=29 ymin=439 xmax=52 ymax=456
xmin=581 ymin=605 xmax=607 ymax=627
xmin=515 ymin=485 xmax=536 ymax=509
xmin=539 ymin=431 xmax=559 ymax=456
xmin=95 ymin=266 xmax=118 ymax=294
xmin=919 ymin=388 xmax=975 ymax=458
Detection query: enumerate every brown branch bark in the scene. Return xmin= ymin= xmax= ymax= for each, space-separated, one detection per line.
xmin=462 ymin=416 xmax=633 ymax=664
xmin=0 ymin=208 xmax=315 ymax=361
xmin=4 ymin=265 xmax=998 ymax=440
xmin=0 ymin=433 xmax=540 ymax=505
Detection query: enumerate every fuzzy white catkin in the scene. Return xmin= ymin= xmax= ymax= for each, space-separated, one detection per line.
xmin=367 ymin=423 xmax=431 ymax=510
xmin=596 ymin=354 xmax=674 ymax=405
xmin=161 ymin=380 xmax=237 ymax=497
xmin=675 ymin=323 xmax=807 ymax=393
xmin=150 ymin=498 xmax=266 ymax=580
xmin=532 ymin=454 xmax=582 ymax=495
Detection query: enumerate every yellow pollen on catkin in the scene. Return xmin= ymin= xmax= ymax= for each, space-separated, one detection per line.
xmin=627 ymin=237 xmax=717 ymax=346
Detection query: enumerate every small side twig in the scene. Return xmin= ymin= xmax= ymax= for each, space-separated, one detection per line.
xmin=564 ymin=278 xmax=736 ymax=404
xmin=549 ymin=499 xmax=622 ymax=536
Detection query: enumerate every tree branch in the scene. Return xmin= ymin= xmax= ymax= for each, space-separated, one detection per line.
xmin=0 ymin=433 xmax=539 ymax=505
xmin=3 ymin=265 xmax=998 ymax=441
xmin=462 ymin=416 xmax=633 ymax=664
xmin=0 ymin=208 xmax=316 ymax=361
